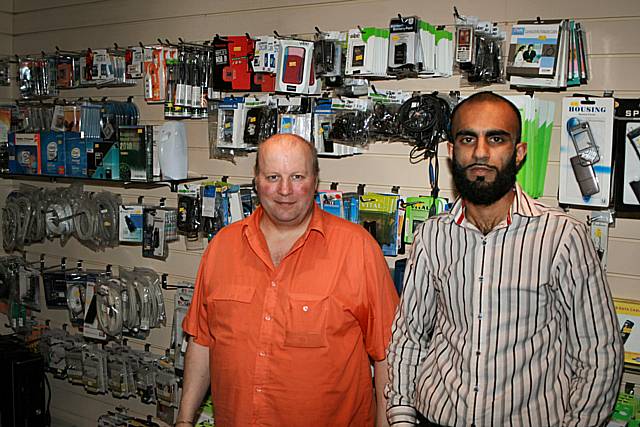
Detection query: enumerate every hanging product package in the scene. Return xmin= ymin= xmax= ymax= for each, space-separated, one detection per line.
xmin=559 ymin=97 xmax=614 ymax=208
xmin=158 ymin=121 xmax=188 ymax=179
xmin=327 ymin=97 xmax=372 ymax=147
xmin=613 ymin=98 xmax=640 ymax=216
xmin=359 ymin=192 xmax=400 ymax=256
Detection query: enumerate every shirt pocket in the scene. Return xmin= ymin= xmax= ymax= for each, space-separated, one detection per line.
xmin=206 ymin=285 xmax=256 ymax=335
xmin=284 ymin=293 xmax=329 ymax=348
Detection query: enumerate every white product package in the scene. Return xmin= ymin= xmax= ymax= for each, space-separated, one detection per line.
xmin=158 ymin=121 xmax=188 ymax=180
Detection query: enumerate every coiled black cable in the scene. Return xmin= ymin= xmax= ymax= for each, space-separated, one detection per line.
xmin=398 ymin=94 xmax=451 ymax=164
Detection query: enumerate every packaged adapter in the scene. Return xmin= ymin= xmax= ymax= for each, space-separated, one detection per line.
xmin=119 ymin=205 xmax=144 ymax=243
xmin=559 ymin=97 xmax=614 ymax=208
xmin=345 ymin=27 xmax=389 ymax=77
xmin=388 ymin=15 xmax=421 ymax=75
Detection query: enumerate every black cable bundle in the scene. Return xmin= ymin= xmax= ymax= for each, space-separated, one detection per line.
xmin=328 ymin=110 xmax=370 ymax=146
xmin=369 ymin=102 xmax=401 ymax=139
xmin=398 ymin=94 xmax=452 ymax=163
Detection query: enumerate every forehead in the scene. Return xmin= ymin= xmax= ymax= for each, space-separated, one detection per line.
xmin=452 ymin=100 xmax=519 ymax=135
xmin=258 ymin=138 xmax=313 ymax=172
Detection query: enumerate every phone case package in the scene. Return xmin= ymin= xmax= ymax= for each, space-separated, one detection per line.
xmin=559 ymin=97 xmax=614 ymax=208
xmin=613 ymin=99 xmax=640 ymax=216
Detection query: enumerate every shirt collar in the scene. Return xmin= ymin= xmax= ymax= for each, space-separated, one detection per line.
xmin=450 ymin=183 xmax=545 ymax=227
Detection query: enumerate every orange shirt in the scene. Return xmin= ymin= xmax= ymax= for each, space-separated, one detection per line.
xmin=183 ymin=205 xmax=399 ymax=427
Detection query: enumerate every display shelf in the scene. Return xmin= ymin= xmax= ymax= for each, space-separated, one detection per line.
xmin=0 ymin=173 xmax=207 ymax=192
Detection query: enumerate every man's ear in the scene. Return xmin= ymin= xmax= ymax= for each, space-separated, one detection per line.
xmin=447 ymin=141 xmax=454 ymax=160
xmin=515 ymin=141 xmax=527 ymax=166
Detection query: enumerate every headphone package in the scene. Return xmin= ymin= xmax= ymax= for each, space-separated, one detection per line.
xmin=327 ymin=97 xmax=371 ymax=147
xmin=367 ymin=88 xmax=412 ymax=142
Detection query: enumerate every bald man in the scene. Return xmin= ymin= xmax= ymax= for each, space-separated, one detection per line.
xmin=178 ymin=134 xmax=399 ymax=427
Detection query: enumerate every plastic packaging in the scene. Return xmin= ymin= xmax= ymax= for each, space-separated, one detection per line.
xmin=158 ymin=121 xmax=188 ymax=179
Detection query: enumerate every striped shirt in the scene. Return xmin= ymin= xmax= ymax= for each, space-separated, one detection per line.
xmin=386 ymin=184 xmax=623 ymax=427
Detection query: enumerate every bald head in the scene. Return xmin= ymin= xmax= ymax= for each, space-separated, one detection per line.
xmin=254 ymin=134 xmax=320 ymax=180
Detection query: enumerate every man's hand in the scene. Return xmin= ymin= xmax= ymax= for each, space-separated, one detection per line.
xmin=176 ymin=338 xmax=211 ymax=424
xmin=374 ymin=359 xmax=391 ymax=427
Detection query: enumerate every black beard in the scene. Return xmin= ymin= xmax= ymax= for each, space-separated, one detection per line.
xmin=452 ymin=151 xmax=519 ymax=206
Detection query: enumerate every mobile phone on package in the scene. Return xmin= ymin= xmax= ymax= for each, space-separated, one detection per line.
xmin=455 ymin=25 xmax=474 ymax=64
xmin=570 ymin=155 xmax=600 ymax=197
xmin=568 ymin=121 xmax=600 ymax=166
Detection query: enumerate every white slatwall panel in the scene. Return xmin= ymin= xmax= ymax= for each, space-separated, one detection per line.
xmin=1 ymin=0 xmax=639 ymax=424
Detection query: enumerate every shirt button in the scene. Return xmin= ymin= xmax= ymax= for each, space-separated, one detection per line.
xmin=478 ymin=276 xmax=484 ymax=282
xmin=264 ymin=314 xmax=272 ymax=321
xmin=473 ymin=385 xmax=479 ymax=392
xmin=476 ymin=351 xmax=481 ymax=355
xmin=256 ymin=387 xmax=262 ymax=393
xmin=259 ymin=351 xmax=266 ymax=357
xmin=477 ymin=313 xmax=483 ymax=319
xmin=302 ymin=305 xmax=309 ymax=312
xmin=271 ymin=281 xmax=276 ymax=288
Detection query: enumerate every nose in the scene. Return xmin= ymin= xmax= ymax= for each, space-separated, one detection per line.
xmin=473 ymin=137 xmax=490 ymax=162
xmin=278 ymin=178 xmax=293 ymax=195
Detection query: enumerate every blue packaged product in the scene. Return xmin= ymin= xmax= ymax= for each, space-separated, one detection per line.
xmin=8 ymin=132 xmax=41 ymax=175
xmin=64 ymin=133 xmax=88 ymax=177
xmin=40 ymin=131 xmax=66 ymax=176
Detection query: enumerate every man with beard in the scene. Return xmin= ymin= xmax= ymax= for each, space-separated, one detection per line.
xmin=385 ymin=92 xmax=623 ymax=427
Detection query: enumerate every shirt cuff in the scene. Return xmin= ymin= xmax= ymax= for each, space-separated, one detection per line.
xmin=387 ymin=404 xmax=418 ymax=425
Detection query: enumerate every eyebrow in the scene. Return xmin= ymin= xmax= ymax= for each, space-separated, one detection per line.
xmin=454 ymin=129 xmax=512 ymax=139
